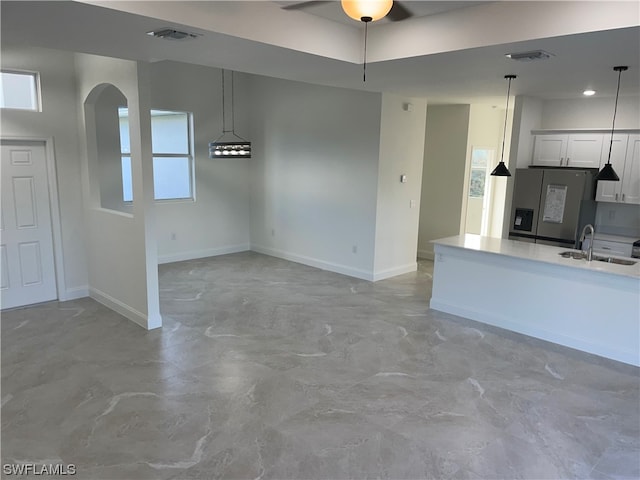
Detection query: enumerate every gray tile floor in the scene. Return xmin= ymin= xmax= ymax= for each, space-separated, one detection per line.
xmin=2 ymin=252 xmax=639 ymax=479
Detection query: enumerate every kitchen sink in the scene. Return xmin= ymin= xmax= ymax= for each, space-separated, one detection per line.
xmin=558 ymin=251 xmax=636 ymax=265
xmin=559 ymin=251 xmax=588 ymax=260
xmin=593 ymin=255 xmax=637 ymax=266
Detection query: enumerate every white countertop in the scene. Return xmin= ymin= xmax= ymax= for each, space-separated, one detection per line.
xmin=432 ymin=234 xmax=640 ymax=280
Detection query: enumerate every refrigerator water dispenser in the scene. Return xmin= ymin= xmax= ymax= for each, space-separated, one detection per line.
xmin=513 ymin=208 xmax=534 ymax=232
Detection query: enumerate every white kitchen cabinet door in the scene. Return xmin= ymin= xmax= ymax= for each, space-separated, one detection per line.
xmin=620 ymin=134 xmax=640 ymax=205
xmin=595 ymin=134 xmax=628 ymax=203
xmin=565 ymin=134 xmax=603 ymax=168
xmin=532 ymin=134 xmax=568 ymax=166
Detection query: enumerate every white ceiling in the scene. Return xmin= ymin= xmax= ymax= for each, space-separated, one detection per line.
xmin=2 ymin=1 xmax=639 ymax=104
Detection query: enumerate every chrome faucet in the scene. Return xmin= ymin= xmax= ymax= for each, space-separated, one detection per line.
xmin=579 ymin=224 xmax=595 ymax=261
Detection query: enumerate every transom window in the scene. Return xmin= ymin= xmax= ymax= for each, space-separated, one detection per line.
xmin=119 ymin=108 xmax=194 ymax=201
xmin=1 ymin=70 xmax=40 ymax=111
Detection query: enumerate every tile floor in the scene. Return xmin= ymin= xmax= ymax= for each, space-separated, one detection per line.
xmin=2 ymin=252 xmax=639 ymax=479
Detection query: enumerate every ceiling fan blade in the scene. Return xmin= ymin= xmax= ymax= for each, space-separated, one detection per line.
xmin=281 ymin=1 xmax=333 ymax=11
xmin=387 ymin=1 xmax=413 ymax=21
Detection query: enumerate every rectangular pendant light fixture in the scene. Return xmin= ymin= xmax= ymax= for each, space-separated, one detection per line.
xmin=210 ymin=69 xmax=252 ymax=159
xmin=209 ymin=141 xmax=251 ymax=158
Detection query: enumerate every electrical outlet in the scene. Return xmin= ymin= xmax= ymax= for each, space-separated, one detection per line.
xmin=410 ymin=200 xmax=416 ymax=208
xmin=171 ymin=233 xmax=177 ymax=240
xmin=352 ymin=245 xmax=358 ymax=254
xmin=271 ymin=228 xmax=275 ymax=237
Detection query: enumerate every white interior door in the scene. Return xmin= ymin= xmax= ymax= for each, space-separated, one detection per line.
xmin=1 ymin=141 xmax=57 ymax=309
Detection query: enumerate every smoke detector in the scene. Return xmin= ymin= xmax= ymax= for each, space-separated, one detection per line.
xmin=146 ymin=28 xmax=199 ymax=40
xmin=506 ymin=50 xmax=554 ymax=62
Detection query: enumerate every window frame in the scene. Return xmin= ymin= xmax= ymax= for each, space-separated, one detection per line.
xmin=120 ymin=109 xmax=195 ymax=203
xmin=0 ymin=69 xmax=42 ymax=112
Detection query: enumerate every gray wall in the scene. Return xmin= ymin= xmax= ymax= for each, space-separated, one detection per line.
xmin=148 ymin=62 xmax=251 ymax=263
xmin=248 ymin=75 xmax=382 ymax=279
xmin=0 ymin=45 xmax=88 ymax=298
xmin=418 ymin=104 xmax=471 ymax=259
xmin=373 ymin=94 xmax=427 ymax=278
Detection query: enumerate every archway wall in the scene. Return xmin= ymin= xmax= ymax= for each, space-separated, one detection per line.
xmin=77 ymin=53 xmax=160 ymax=330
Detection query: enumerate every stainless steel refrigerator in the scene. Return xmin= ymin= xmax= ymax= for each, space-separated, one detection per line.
xmin=508 ymin=168 xmax=597 ymax=248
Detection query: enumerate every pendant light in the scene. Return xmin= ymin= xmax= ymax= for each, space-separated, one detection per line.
xmin=209 ymin=70 xmax=251 ymax=159
xmin=341 ymin=0 xmax=393 ymax=82
xmin=595 ymin=66 xmax=628 ymax=182
xmin=491 ymin=74 xmax=517 ymax=177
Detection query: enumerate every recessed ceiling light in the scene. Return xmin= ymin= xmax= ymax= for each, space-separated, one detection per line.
xmin=583 ymin=89 xmax=596 ymax=96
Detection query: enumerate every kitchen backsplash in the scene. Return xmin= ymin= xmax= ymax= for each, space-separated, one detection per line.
xmin=595 ymin=202 xmax=640 ymax=238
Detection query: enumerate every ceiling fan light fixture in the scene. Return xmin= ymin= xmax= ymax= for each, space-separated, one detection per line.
xmin=341 ymin=0 xmax=393 ymax=22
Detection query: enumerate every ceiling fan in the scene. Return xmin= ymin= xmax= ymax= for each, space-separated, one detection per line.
xmin=282 ymin=0 xmax=413 ymax=82
xmin=282 ymin=0 xmax=413 ymax=22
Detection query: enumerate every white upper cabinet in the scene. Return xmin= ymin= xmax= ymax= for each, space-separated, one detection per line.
xmin=620 ymin=134 xmax=640 ymax=204
xmin=596 ymin=134 xmax=640 ymax=205
xmin=532 ymin=133 xmax=603 ymax=168
xmin=532 ymin=134 xmax=568 ymax=166
xmin=565 ymin=134 xmax=604 ymax=168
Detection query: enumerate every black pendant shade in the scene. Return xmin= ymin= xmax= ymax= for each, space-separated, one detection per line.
xmin=490 ymin=161 xmax=512 ymax=177
xmin=595 ymin=162 xmax=620 ymax=182
xmin=595 ymin=65 xmax=627 ymax=182
xmin=491 ymin=74 xmax=516 ymax=177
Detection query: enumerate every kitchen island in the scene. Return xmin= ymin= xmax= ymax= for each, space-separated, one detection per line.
xmin=430 ymin=235 xmax=640 ymax=367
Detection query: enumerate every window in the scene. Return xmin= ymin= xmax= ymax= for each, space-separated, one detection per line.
xmin=119 ymin=108 xmax=194 ymax=201
xmin=468 ymin=149 xmax=490 ymax=198
xmin=1 ymin=70 xmax=40 ymax=111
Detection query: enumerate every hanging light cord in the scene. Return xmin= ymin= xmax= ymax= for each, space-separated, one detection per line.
xmin=216 ymin=69 xmax=248 ymax=142
xmin=231 ymin=70 xmax=237 ymax=136
xmin=221 ymin=69 xmax=228 ymax=134
xmin=499 ymin=75 xmax=514 ymax=163
xmin=605 ymin=67 xmax=625 ymax=165
xmin=362 ymin=16 xmax=372 ymax=82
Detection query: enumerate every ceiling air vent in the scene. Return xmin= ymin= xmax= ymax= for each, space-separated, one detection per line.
xmin=506 ymin=50 xmax=554 ymax=62
xmin=146 ymin=28 xmax=199 ymax=40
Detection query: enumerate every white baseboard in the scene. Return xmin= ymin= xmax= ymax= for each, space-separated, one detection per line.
xmin=372 ymin=263 xmax=417 ymax=281
xmin=158 ymin=243 xmax=250 ymax=264
xmin=417 ymin=249 xmax=434 ymax=260
xmin=59 ymin=286 xmax=89 ymax=302
xmin=251 ymin=244 xmax=374 ymax=281
xmin=89 ymin=287 xmax=153 ymax=330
